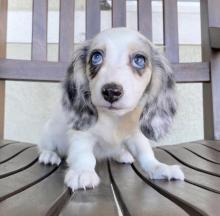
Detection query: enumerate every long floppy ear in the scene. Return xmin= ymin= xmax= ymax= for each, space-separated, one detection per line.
xmin=139 ymin=46 xmax=177 ymax=141
xmin=62 ymin=41 xmax=98 ymax=130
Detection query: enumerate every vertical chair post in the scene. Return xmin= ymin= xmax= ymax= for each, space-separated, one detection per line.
xmin=200 ymin=0 xmax=214 ymax=140
xmin=201 ymin=0 xmax=220 ymax=140
xmin=0 ymin=0 xmax=8 ymax=139
xmin=208 ymin=0 xmax=220 ymax=140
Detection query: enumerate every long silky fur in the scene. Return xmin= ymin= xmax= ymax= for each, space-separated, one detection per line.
xmin=139 ymin=45 xmax=177 ymax=141
xmin=62 ymin=42 xmax=98 ymax=130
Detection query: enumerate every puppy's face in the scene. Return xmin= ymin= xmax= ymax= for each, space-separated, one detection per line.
xmin=86 ymin=29 xmax=153 ymax=115
xmin=63 ymin=27 xmax=176 ymax=141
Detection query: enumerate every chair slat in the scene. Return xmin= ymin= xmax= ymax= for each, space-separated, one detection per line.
xmin=112 ymin=0 xmax=126 ymax=27
xmin=0 ymin=59 xmax=210 ymax=83
xmin=86 ymin=0 xmax=100 ymax=40
xmin=31 ymin=0 xmax=48 ymax=61
xmin=163 ymin=0 xmax=179 ymax=63
xmin=137 ymin=0 xmax=152 ymax=40
xmin=59 ymin=0 xmax=75 ymax=62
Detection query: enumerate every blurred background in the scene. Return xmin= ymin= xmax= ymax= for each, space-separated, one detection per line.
xmin=4 ymin=0 xmax=203 ymax=146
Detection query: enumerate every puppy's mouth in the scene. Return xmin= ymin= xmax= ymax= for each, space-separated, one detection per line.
xmin=100 ymin=105 xmax=123 ymax=111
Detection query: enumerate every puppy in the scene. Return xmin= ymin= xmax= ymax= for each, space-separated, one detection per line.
xmin=38 ymin=28 xmax=184 ymax=191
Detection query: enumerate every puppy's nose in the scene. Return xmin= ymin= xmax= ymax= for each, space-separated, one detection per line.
xmin=101 ymin=83 xmax=123 ymax=103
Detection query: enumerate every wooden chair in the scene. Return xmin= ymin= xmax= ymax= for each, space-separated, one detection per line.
xmin=1 ymin=0 xmax=220 ymax=215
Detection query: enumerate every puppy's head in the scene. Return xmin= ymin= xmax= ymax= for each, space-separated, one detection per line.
xmin=63 ymin=28 xmax=177 ymax=141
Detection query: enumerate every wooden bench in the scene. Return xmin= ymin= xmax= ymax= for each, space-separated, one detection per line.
xmin=1 ymin=0 xmax=220 ymax=215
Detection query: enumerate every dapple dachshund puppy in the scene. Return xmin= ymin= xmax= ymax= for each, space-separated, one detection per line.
xmin=38 ymin=28 xmax=184 ymax=191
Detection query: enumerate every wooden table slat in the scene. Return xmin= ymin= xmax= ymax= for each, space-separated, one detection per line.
xmin=159 ymin=145 xmax=220 ymax=177
xmin=133 ymin=161 xmax=220 ymax=216
xmin=61 ymin=161 xmax=117 ymax=216
xmin=0 ymin=140 xmax=17 ymax=148
xmin=0 ymin=161 xmax=57 ymax=202
xmin=109 ymin=160 xmax=187 ymax=216
xmin=155 ymin=148 xmax=220 ymax=194
xmin=0 ymin=142 xmax=34 ymax=164
xmin=0 ymin=147 xmax=38 ymax=178
xmin=0 ymin=165 xmax=68 ymax=216
xmin=1 ymin=140 xmax=220 ymax=215
xmin=183 ymin=143 xmax=220 ymax=164
xmin=198 ymin=140 xmax=220 ymax=152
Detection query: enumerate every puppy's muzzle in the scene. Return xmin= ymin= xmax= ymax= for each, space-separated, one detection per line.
xmin=101 ymin=83 xmax=123 ymax=103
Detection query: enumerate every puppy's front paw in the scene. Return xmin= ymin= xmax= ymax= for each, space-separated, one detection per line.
xmin=149 ymin=163 xmax=184 ymax=180
xmin=38 ymin=150 xmax=61 ymax=165
xmin=65 ymin=169 xmax=100 ymax=191
xmin=113 ymin=151 xmax=134 ymax=164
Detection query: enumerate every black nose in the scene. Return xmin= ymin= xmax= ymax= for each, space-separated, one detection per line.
xmin=101 ymin=83 xmax=124 ymax=103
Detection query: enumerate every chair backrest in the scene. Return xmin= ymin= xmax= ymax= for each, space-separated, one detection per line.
xmin=0 ymin=0 xmax=219 ymax=140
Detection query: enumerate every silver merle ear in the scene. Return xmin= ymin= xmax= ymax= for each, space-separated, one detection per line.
xmin=139 ymin=46 xmax=177 ymax=141
xmin=62 ymin=41 xmax=98 ymax=130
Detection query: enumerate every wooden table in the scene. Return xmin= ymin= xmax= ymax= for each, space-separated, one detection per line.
xmin=0 ymin=140 xmax=220 ymax=216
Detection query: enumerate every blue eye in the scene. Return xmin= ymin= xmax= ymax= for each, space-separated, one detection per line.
xmin=91 ymin=51 xmax=103 ymax=65
xmin=132 ymin=54 xmax=146 ymax=69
